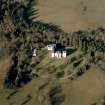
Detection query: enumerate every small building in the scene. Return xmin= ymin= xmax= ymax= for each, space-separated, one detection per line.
xmin=51 ymin=50 xmax=67 ymax=58
xmin=55 ymin=51 xmax=61 ymax=58
xmin=51 ymin=51 xmax=55 ymax=58
xmin=46 ymin=43 xmax=70 ymax=58
xmin=46 ymin=44 xmax=56 ymax=51
xmin=33 ymin=49 xmax=37 ymax=57
xmin=58 ymin=51 xmax=62 ymax=58
xmin=49 ymin=43 xmax=67 ymax=58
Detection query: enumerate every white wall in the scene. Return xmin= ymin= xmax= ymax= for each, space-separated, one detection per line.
xmin=62 ymin=51 xmax=67 ymax=58
xmin=47 ymin=44 xmax=56 ymax=51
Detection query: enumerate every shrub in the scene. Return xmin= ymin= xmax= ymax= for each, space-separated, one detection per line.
xmin=77 ymin=68 xmax=84 ymax=76
xmin=70 ymin=56 xmax=77 ymax=63
xmin=47 ymin=66 xmax=56 ymax=74
xmin=56 ymin=71 xmax=64 ymax=78
xmin=73 ymin=59 xmax=83 ymax=68
xmin=49 ymin=86 xmax=65 ymax=105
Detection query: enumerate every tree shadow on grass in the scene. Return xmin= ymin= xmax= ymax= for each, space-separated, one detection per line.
xmin=49 ymin=85 xmax=65 ymax=105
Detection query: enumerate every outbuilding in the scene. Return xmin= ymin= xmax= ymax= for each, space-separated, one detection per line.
xmin=33 ymin=49 xmax=37 ymax=57
xmin=46 ymin=44 xmax=56 ymax=51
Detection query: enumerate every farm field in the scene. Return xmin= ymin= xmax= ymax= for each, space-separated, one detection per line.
xmin=36 ymin=0 xmax=105 ymax=32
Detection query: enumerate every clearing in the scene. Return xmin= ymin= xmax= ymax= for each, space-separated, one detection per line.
xmin=36 ymin=0 xmax=105 ymax=32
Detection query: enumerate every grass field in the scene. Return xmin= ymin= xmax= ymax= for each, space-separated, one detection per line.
xmin=36 ymin=0 xmax=105 ymax=32
xmin=0 ymin=66 xmax=105 ymax=105
xmin=62 ymin=67 xmax=105 ymax=105
xmin=0 ymin=50 xmax=105 ymax=105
